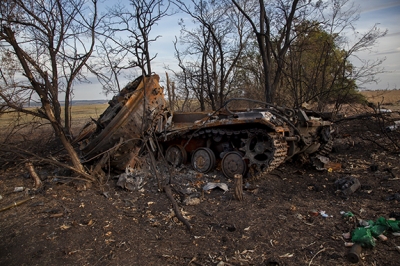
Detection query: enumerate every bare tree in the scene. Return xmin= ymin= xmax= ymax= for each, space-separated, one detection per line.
xmin=231 ymin=0 xmax=304 ymax=103
xmin=89 ymin=0 xmax=170 ymax=95
xmin=231 ymin=0 xmax=386 ymax=105
xmin=0 ymin=48 xmax=38 ymax=143
xmin=173 ymin=0 xmax=252 ymax=110
xmin=317 ymin=0 xmax=386 ymax=109
xmin=165 ymin=37 xmax=194 ymax=111
xmin=87 ymin=37 xmax=126 ymax=96
xmin=0 ymin=0 xmax=99 ymax=176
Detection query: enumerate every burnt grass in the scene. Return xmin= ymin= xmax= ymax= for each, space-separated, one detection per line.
xmin=0 ymin=110 xmax=400 ymax=266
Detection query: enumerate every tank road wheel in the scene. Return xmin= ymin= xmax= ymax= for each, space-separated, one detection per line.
xmin=191 ymin=147 xmax=216 ymax=173
xmin=165 ymin=145 xmax=187 ymax=167
xmin=221 ymin=151 xmax=247 ymax=179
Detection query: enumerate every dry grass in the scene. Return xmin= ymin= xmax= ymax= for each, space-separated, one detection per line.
xmin=360 ymin=89 xmax=400 ymax=105
xmin=0 ymin=103 xmax=108 ymax=141
xmin=0 ymin=103 xmax=108 ymax=128
xmin=68 ymin=103 xmax=108 ymax=121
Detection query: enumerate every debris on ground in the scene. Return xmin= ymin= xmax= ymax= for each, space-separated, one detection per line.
xmin=319 ymin=210 xmax=333 ymax=218
xmin=183 ymin=197 xmax=201 ymax=206
xmin=116 ymin=167 xmax=146 ymax=191
xmin=385 ymin=193 xmax=400 ymax=201
xmin=203 ymin=182 xmax=229 ymax=192
xmin=334 ymin=176 xmax=361 ymax=196
xmin=13 ymin=187 xmax=24 ymax=192
xmin=0 ymin=197 xmax=34 ymax=212
xmin=346 ymin=243 xmax=362 ymax=263
xmin=390 ymin=212 xmax=400 ymax=220
xmin=349 ymin=216 xmax=400 ymax=248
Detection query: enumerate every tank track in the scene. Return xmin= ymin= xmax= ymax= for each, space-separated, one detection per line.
xmin=317 ymin=137 xmax=333 ymax=157
xmin=172 ymin=127 xmax=288 ymax=180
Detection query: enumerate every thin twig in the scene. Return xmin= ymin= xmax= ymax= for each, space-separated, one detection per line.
xmin=308 ymin=248 xmax=326 ymax=266
xmin=0 ymin=197 xmax=34 ymax=212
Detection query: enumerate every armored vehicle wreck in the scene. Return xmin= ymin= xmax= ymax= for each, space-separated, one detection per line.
xmin=77 ymin=74 xmax=333 ymax=179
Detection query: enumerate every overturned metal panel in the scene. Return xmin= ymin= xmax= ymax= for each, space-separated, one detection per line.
xmin=78 ymin=74 xmax=166 ymax=170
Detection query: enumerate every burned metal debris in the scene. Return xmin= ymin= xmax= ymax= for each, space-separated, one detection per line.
xmin=116 ymin=167 xmax=146 ymax=191
xmin=76 ymin=74 xmax=334 ymax=179
xmin=335 ymin=176 xmax=361 ymax=196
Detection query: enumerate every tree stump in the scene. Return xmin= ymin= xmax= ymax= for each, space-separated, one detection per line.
xmin=234 ymin=174 xmax=243 ymax=201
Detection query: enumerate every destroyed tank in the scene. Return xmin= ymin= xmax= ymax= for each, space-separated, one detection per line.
xmin=77 ymin=74 xmax=333 ymax=179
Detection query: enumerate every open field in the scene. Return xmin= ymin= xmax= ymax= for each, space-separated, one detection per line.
xmin=68 ymin=103 xmax=108 ymax=121
xmin=360 ymin=90 xmax=400 ymax=110
xmin=0 ymin=103 xmax=108 ymax=135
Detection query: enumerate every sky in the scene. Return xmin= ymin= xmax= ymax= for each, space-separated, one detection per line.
xmin=71 ymin=0 xmax=400 ymax=100
xmin=351 ymin=0 xmax=400 ymax=90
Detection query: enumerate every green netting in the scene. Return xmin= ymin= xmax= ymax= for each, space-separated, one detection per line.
xmin=351 ymin=227 xmax=376 ymax=248
xmin=350 ymin=216 xmax=400 ymax=248
xmin=386 ymin=220 xmax=400 ymax=232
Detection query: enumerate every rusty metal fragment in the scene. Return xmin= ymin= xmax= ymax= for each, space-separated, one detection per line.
xmin=78 ymin=75 xmax=167 ymax=171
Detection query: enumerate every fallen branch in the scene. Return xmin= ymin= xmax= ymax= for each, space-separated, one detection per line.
xmin=145 ymin=140 xmax=162 ymax=191
xmin=25 ymin=162 xmax=42 ymax=189
xmin=38 ymin=156 xmax=95 ymax=181
xmin=143 ymin=138 xmax=191 ymax=230
xmin=164 ymin=184 xmax=191 ymax=231
xmin=50 ymin=176 xmax=93 ymax=182
xmin=0 ymin=144 xmax=95 ymax=182
xmin=88 ymin=137 xmax=124 ymax=178
xmin=333 ymin=112 xmax=395 ymax=123
xmin=0 ymin=197 xmax=34 ymax=212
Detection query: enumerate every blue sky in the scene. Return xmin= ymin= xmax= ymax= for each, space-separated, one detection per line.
xmin=72 ymin=0 xmax=400 ymax=100
xmin=351 ymin=0 xmax=400 ymax=90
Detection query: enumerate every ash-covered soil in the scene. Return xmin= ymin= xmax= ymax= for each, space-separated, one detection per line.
xmin=0 ymin=109 xmax=399 ymax=266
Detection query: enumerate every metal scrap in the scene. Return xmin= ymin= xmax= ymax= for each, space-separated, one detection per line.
xmin=335 ymin=176 xmax=361 ymax=196
xmin=77 ymin=75 xmax=167 ymax=171
xmin=116 ymin=167 xmax=146 ymax=191
xmin=203 ymin=182 xmax=229 ymax=192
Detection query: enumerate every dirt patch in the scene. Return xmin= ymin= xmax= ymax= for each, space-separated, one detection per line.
xmin=1 ymin=108 xmax=400 ymax=266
